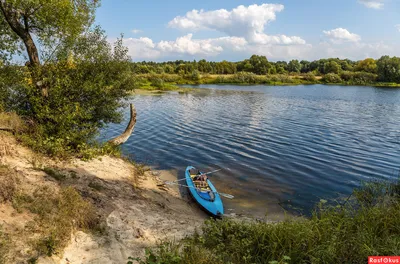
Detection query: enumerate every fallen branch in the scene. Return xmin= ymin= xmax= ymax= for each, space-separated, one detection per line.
xmin=108 ymin=103 xmax=136 ymax=146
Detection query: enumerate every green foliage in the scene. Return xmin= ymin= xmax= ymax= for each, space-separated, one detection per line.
xmin=324 ymin=61 xmax=341 ymax=74
xmin=151 ymin=78 xmax=165 ymax=88
xmin=302 ymin=72 xmax=317 ymax=82
xmin=4 ymin=28 xmax=134 ymax=157
xmin=339 ymin=71 xmax=378 ymax=85
xmin=287 ymin=60 xmax=301 ymax=73
xmin=42 ymin=167 xmax=66 ymax=181
xmin=377 ymin=56 xmax=400 ymax=83
xmin=191 ymin=70 xmax=201 ymax=81
xmin=142 ymin=181 xmax=400 ymax=264
xmin=322 ymin=73 xmax=342 ymax=83
xmin=356 ymin=58 xmax=377 ymax=73
xmin=0 ymin=0 xmax=99 ymax=62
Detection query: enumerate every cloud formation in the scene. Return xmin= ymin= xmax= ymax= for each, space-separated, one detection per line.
xmin=122 ymin=35 xmax=248 ymax=59
xmin=358 ymin=0 xmax=384 ymax=9
xmin=323 ymin=28 xmax=361 ymax=43
xmin=396 ymin=24 xmax=400 ymax=32
xmin=131 ymin=29 xmax=142 ymax=34
xmin=168 ymin=4 xmax=305 ymax=45
xmin=120 ymin=3 xmax=398 ymax=61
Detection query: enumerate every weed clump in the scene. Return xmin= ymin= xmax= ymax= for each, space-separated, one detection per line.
xmin=13 ymin=186 xmax=100 ymax=257
xmin=137 ymin=180 xmax=400 ymax=264
xmin=0 ymin=165 xmax=17 ymax=203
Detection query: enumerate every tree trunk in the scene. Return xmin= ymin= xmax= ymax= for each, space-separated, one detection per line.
xmin=108 ymin=104 xmax=137 ymax=146
xmin=0 ymin=1 xmax=41 ymax=67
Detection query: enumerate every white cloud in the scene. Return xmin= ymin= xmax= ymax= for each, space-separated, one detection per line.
xmin=157 ymin=34 xmax=223 ymax=56
xmin=122 ymin=35 xmax=248 ymax=60
xmin=396 ymin=24 xmax=400 ymax=32
xmin=167 ymin=4 xmax=305 ymax=45
xmin=117 ymin=4 xmax=399 ymax=61
xmin=123 ymin=37 xmax=160 ymax=59
xmin=131 ymin=29 xmax=142 ymax=34
xmin=323 ymin=28 xmax=361 ymax=43
xmin=358 ymin=0 xmax=384 ymax=9
xmin=309 ymin=41 xmax=394 ymax=61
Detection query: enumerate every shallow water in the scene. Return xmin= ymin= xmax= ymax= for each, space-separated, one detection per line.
xmin=101 ymin=84 xmax=400 ymax=218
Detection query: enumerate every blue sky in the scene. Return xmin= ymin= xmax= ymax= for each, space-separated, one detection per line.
xmin=96 ymin=0 xmax=400 ymax=62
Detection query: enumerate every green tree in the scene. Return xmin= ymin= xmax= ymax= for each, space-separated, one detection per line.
xmin=0 ymin=0 xmax=98 ymax=67
xmin=287 ymin=60 xmax=301 ymax=73
xmin=248 ymin=55 xmax=270 ymax=75
xmin=324 ymin=61 xmax=341 ymax=74
xmin=300 ymin=60 xmax=311 ymax=73
xmin=355 ymin=58 xmax=377 ymax=73
xmin=376 ymin=56 xmax=400 ymax=83
xmin=10 ymin=28 xmax=135 ymax=155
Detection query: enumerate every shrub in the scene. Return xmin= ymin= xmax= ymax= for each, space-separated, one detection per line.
xmin=352 ymin=72 xmax=377 ymax=85
xmin=191 ymin=70 xmax=201 ymax=81
xmin=3 ymin=28 xmax=135 ymax=158
xmin=322 ymin=73 xmax=342 ymax=83
xmin=303 ymin=72 xmax=317 ymax=82
xmin=340 ymin=71 xmax=354 ymax=81
xmin=140 ymin=180 xmax=400 ymax=264
xmin=150 ymin=78 xmax=165 ymax=88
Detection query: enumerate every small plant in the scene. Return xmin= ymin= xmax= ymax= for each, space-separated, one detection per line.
xmin=0 ymin=165 xmax=17 ymax=203
xmin=0 ymin=227 xmax=11 ymax=264
xmin=322 ymin=73 xmax=342 ymax=83
xmin=42 ymin=167 xmax=66 ymax=181
xmin=88 ymin=181 xmax=104 ymax=191
xmin=142 ymin=180 xmax=400 ymax=264
xmin=29 ymin=153 xmax=45 ymax=170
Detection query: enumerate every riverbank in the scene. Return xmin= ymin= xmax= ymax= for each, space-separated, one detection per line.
xmin=0 ymin=132 xmax=206 ymax=263
xmin=133 ymin=73 xmax=400 ymax=91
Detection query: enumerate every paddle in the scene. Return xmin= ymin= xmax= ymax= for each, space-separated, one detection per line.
xmin=168 ymin=168 xmax=226 ymax=184
xmin=164 ymin=181 xmax=234 ymax=199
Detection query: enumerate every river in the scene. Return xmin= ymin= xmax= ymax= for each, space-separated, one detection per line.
xmin=101 ymin=84 xmax=400 ymax=219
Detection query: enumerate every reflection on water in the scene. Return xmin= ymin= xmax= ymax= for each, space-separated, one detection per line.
xmin=101 ymin=85 xmax=400 ymax=218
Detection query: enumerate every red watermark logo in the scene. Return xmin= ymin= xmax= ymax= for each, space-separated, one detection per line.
xmin=369 ymin=257 xmax=400 ymax=263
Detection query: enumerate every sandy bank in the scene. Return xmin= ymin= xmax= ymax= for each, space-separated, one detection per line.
xmin=0 ymin=132 xmax=205 ymax=264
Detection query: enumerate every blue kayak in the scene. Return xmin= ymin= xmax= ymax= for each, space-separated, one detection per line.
xmin=185 ymin=166 xmax=224 ymax=217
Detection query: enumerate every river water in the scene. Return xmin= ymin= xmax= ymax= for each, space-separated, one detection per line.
xmin=101 ymin=84 xmax=400 ymax=219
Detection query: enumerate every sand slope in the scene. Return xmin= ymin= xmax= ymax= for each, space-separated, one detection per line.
xmin=0 ymin=132 xmax=205 ymax=264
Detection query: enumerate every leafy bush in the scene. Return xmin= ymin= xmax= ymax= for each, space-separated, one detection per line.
xmin=322 ymin=73 xmax=342 ymax=83
xmin=150 ymin=78 xmax=165 ymax=88
xmin=340 ymin=71 xmax=354 ymax=81
xmin=303 ymin=72 xmax=317 ymax=82
xmin=3 ymin=28 xmax=134 ymax=157
xmin=352 ymin=72 xmax=377 ymax=85
xmin=139 ymin=180 xmax=400 ymax=264
xmin=191 ymin=70 xmax=201 ymax=81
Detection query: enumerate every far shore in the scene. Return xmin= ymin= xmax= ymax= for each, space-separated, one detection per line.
xmin=131 ymin=73 xmax=400 ymax=92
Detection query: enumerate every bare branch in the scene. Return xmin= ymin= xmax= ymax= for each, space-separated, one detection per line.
xmin=108 ymin=104 xmax=137 ymax=146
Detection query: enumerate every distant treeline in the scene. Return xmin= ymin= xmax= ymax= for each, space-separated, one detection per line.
xmin=131 ymin=55 xmax=400 ymax=83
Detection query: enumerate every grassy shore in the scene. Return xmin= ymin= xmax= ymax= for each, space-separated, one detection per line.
xmin=133 ymin=73 xmax=400 ymax=91
xmin=135 ymin=180 xmax=400 ymax=264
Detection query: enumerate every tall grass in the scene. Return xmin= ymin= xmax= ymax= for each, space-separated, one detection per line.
xmin=136 ymin=180 xmax=400 ymax=264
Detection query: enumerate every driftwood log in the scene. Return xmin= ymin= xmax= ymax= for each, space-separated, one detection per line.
xmin=108 ymin=103 xmax=137 ymax=146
